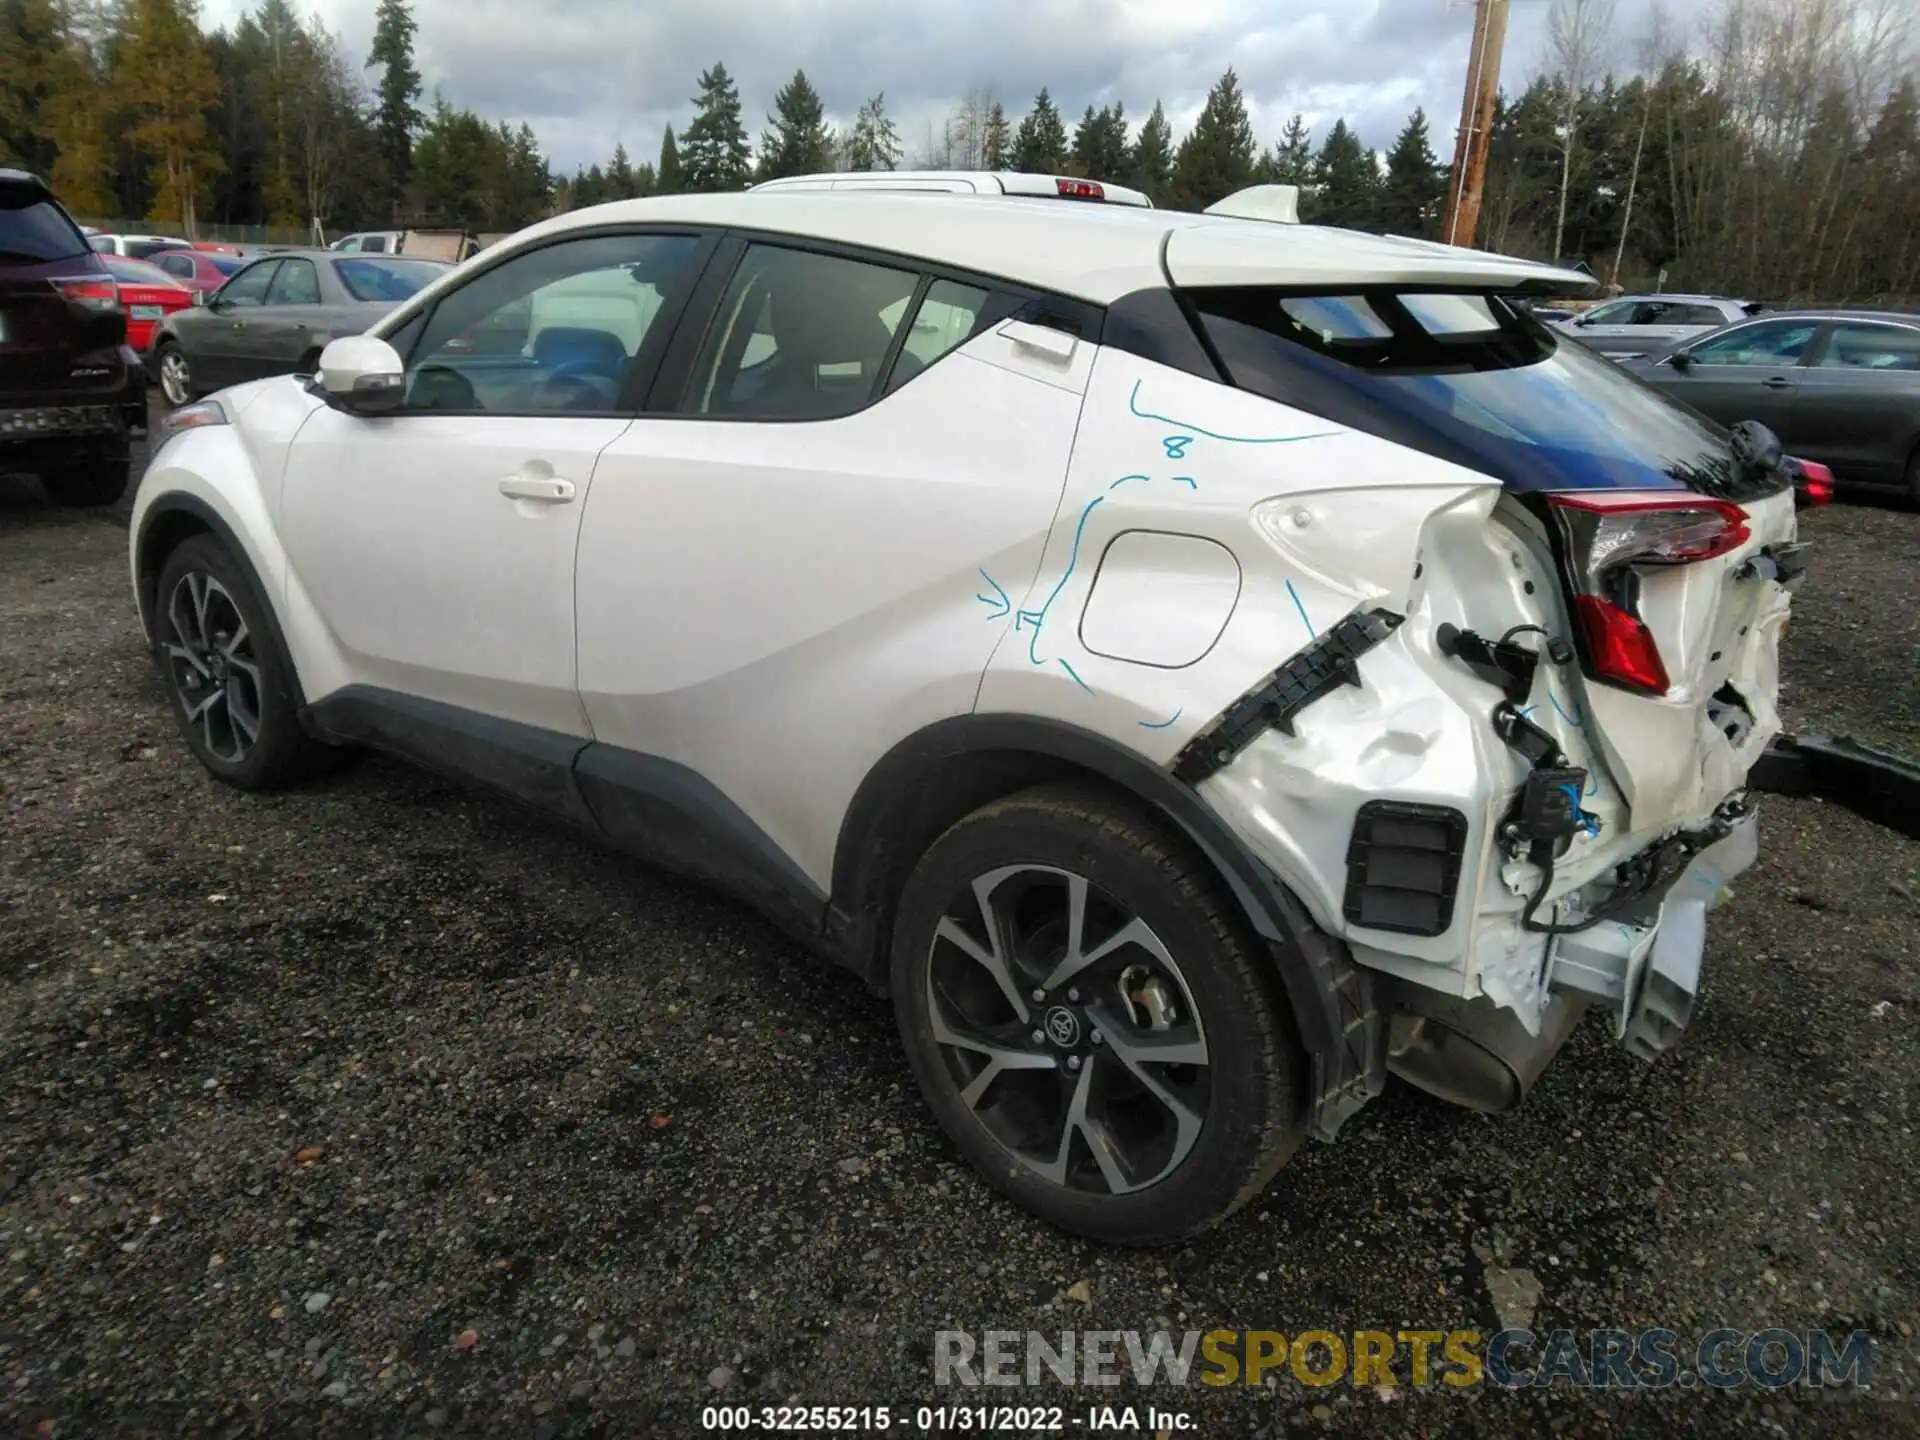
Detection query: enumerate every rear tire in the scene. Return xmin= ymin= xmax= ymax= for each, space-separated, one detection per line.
xmin=890 ymin=781 xmax=1306 ymax=1245
xmin=1905 ymin=445 xmax=1920 ymax=507
xmin=153 ymin=534 xmax=349 ymax=791
xmin=41 ymin=444 xmax=130 ymax=508
xmin=157 ymin=342 xmax=196 ymax=407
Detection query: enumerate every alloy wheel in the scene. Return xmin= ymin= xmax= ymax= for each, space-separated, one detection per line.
xmin=162 ymin=571 xmax=263 ymax=764
xmin=159 ymin=349 xmax=193 ymax=406
xmin=924 ymin=864 xmax=1210 ymax=1195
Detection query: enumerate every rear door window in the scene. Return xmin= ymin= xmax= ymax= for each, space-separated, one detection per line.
xmin=266 ymin=258 xmax=322 ymax=306
xmin=681 ymin=243 xmax=921 ymax=419
xmin=1185 ymin=287 xmax=1744 ymax=496
xmin=1818 ymin=323 xmax=1920 ymax=371
xmin=0 ymin=187 xmax=90 ymax=263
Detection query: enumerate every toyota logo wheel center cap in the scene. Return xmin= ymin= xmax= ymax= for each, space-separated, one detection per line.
xmin=1043 ymin=1005 xmax=1081 ymax=1048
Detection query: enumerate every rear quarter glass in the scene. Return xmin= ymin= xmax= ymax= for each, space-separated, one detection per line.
xmin=1183 ymin=287 xmax=1776 ymax=500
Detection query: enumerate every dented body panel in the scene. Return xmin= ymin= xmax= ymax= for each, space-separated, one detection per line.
xmin=982 ymin=346 xmax=1790 ymax=1046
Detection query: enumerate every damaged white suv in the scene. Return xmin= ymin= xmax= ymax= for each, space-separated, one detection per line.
xmin=129 ymin=189 xmax=1804 ymax=1244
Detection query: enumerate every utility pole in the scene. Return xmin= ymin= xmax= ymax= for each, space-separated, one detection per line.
xmin=1442 ymin=0 xmax=1511 ymax=249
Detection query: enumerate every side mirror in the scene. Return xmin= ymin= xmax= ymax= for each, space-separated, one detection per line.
xmin=317 ymin=335 xmax=405 ymax=414
xmin=1669 ymin=350 xmax=1693 ymax=370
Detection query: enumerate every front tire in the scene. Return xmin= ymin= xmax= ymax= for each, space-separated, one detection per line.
xmin=157 ymin=342 xmax=196 ymax=407
xmin=40 ymin=443 xmax=130 ymax=508
xmin=153 ymin=535 xmax=345 ymax=790
xmin=891 ymin=782 xmax=1306 ymax=1245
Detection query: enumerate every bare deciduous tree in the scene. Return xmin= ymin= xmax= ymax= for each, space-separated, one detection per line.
xmin=1545 ymin=0 xmax=1618 ymax=262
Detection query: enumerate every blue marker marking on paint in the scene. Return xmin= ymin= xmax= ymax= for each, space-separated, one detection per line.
xmin=1172 ymin=475 xmax=1198 ymax=489
xmin=1162 ymin=435 xmax=1193 ymax=459
xmin=1138 ymin=707 xmax=1184 ymax=730
xmin=1285 ymin=578 xmax=1315 ymax=638
xmin=1516 ymin=704 xmax=1538 ymax=719
xmin=1550 ymin=691 xmax=1585 ymax=726
xmin=975 ymin=568 xmax=1011 ymax=619
xmin=1129 ymin=378 xmax=1343 ymax=446
xmin=1006 ymin=493 xmax=1108 ymax=687
xmin=1108 ymin=473 xmax=1151 ymax=492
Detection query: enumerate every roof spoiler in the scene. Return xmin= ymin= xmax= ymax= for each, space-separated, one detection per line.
xmin=1203 ymin=184 xmax=1300 ymax=224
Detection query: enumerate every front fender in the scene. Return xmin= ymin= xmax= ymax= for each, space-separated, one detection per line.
xmin=128 ymin=378 xmax=339 ymax=699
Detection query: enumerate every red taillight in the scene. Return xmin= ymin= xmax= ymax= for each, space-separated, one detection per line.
xmin=1571 ymin=595 xmax=1670 ymax=696
xmin=1055 ymin=178 xmax=1105 ymax=200
xmin=54 ymin=276 xmax=120 ymax=313
xmin=1793 ymin=457 xmax=1834 ymax=507
xmin=1549 ymin=491 xmax=1753 ymax=697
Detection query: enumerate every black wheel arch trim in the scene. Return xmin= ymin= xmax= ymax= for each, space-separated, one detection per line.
xmin=829 ymin=712 xmax=1383 ymax=1139
xmin=133 ymin=491 xmax=312 ymax=717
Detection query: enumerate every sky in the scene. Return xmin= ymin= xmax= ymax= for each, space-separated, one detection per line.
xmin=196 ymin=0 xmax=1669 ymax=176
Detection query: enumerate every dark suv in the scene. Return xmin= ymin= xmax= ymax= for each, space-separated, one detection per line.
xmin=1 ymin=168 xmax=143 ymax=506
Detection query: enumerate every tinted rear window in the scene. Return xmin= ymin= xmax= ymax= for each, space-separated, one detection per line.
xmin=1185 ymin=288 xmax=1750 ymax=497
xmin=336 ymin=257 xmax=446 ymax=302
xmin=0 ymin=186 xmax=89 ymax=263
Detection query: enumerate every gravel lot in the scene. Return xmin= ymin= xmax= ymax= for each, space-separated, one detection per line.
xmin=1 ymin=446 xmax=1916 ymax=1437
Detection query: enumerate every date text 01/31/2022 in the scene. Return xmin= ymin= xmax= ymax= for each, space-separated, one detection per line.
xmin=700 ymin=1404 xmax=1194 ymax=1432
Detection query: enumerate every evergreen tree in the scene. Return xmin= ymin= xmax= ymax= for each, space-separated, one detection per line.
xmin=982 ymin=100 xmax=1010 ymax=169
xmin=757 ymin=68 xmax=831 ymax=180
xmin=1072 ymin=101 xmax=1127 ymax=181
xmin=1010 ymin=88 xmax=1067 ymax=173
xmin=607 ymin=140 xmax=636 ymax=198
xmin=1314 ymin=118 xmax=1379 ymax=229
xmin=846 ymin=91 xmax=900 ymax=172
xmin=1382 ymin=107 xmax=1445 ymax=236
xmin=680 ymin=61 xmax=750 ymax=192
xmin=1169 ymin=66 xmax=1255 ymax=210
xmin=656 ymin=124 xmax=683 ymax=194
xmin=1130 ymin=99 xmax=1173 ymax=203
xmin=365 ymin=0 xmax=420 ymax=215
xmin=1259 ymin=113 xmax=1313 ymax=187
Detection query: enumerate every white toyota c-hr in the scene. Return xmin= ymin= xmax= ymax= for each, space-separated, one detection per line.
xmin=129 ymin=186 xmax=1804 ymax=1244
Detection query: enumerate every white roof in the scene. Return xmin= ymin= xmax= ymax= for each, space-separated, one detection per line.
xmin=750 ymin=169 xmax=1155 ymax=208
xmin=453 ymin=191 xmax=1597 ymax=307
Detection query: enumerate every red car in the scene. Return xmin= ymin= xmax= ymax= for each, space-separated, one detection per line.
xmin=142 ymin=246 xmax=246 ymax=304
xmin=100 ymin=254 xmax=194 ymax=351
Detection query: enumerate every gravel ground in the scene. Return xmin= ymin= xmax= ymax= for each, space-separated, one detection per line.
xmin=1 ymin=451 xmax=1916 ymax=1438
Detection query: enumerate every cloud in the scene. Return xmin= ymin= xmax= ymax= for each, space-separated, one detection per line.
xmin=199 ymin=0 xmax=1663 ymax=173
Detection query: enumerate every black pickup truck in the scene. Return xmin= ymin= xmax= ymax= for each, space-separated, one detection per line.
xmin=0 ymin=168 xmax=145 ymax=507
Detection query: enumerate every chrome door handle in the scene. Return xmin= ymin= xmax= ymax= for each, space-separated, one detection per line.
xmin=498 ymin=473 xmax=575 ymax=503
xmin=1762 ymin=376 xmax=1794 ymax=389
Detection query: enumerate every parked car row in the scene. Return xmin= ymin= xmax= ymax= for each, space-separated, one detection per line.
xmin=150 ymin=249 xmax=451 ymax=405
xmin=1549 ymin=293 xmax=1766 ymax=359
xmin=1620 ymin=308 xmax=1920 ymax=500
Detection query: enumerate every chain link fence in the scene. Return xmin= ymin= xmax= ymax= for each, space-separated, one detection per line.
xmin=75 ymin=218 xmax=323 ymax=246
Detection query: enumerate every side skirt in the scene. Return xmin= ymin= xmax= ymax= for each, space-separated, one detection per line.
xmin=302 ymin=685 xmax=832 ymax=953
